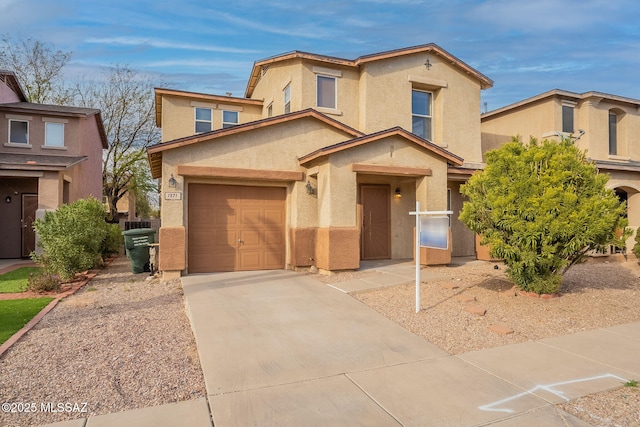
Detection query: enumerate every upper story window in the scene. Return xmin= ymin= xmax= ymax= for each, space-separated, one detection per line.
xmin=562 ymin=105 xmax=574 ymax=133
xmin=45 ymin=122 xmax=65 ymax=147
xmin=9 ymin=119 xmax=29 ymax=144
xmin=609 ymin=111 xmax=618 ymax=155
xmin=195 ymin=107 xmax=212 ymax=133
xmin=267 ymin=103 xmax=273 ymax=118
xmin=222 ymin=110 xmax=239 ymax=129
xmin=412 ymin=90 xmax=432 ymax=140
xmin=316 ymin=75 xmax=336 ymax=109
xmin=283 ymin=84 xmax=291 ymax=114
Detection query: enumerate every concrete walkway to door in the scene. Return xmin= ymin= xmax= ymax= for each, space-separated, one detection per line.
xmin=182 ymin=268 xmax=639 ymax=426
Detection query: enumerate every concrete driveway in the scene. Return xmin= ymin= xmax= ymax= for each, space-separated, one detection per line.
xmin=181 ymin=269 xmax=623 ymax=426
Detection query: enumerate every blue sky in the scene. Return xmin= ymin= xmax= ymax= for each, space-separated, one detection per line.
xmin=1 ymin=0 xmax=639 ymax=111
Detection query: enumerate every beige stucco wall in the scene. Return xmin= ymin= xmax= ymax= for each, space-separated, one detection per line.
xmin=160 ymin=94 xmax=263 ymax=142
xmin=359 ymin=53 xmax=484 ymax=164
xmin=251 ymin=59 xmax=303 ymax=117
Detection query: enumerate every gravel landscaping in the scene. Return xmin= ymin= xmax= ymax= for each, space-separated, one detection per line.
xmin=350 ymin=256 xmax=640 ymax=427
xmin=1 ymin=254 xmax=639 ymax=426
xmin=0 ymin=256 xmax=206 ymax=427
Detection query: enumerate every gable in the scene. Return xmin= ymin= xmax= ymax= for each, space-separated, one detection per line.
xmin=148 ymin=109 xmax=363 ymax=179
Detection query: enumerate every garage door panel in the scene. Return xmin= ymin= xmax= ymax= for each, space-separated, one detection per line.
xmin=188 ymin=184 xmax=285 ymax=273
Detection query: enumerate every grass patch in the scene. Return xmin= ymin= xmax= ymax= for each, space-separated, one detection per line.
xmin=0 ymin=297 xmax=54 ymax=345
xmin=624 ymin=379 xmax=638 ymax=388
xmin=0 ymin=267 xmax=42 ymax=293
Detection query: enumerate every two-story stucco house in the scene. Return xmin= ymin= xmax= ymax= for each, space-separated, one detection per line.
xmin=149 ymin=44 xmax=493 ymax=278
xmin=481 ymin=89 xmax=640 ymax=250
xmin=0 ymin=70 xmax=107 ymax=258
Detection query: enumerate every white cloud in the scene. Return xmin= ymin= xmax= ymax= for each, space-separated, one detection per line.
xmin=85 ymin=37 xmax=261 ymax=54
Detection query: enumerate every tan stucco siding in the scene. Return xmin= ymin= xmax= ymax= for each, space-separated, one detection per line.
xmin=358 ymin=53 xmax=484 ymax=163
xmin=481 ymin=98 xmax=557 ymax=156
xmin=251 ymin=60 xmax=303 ymax=116
xmin=160 ymin=94 xmax=263 ymax=142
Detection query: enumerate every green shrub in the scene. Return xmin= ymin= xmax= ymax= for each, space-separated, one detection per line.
xmin=460 ymin=137 xmax=628 ymax=295
xmin=27 ymin=270 xmax=61 ymax=293
xmin=633 ymin=230 xmax=640 ymax=259
xmin=32 ymin=197 xmax=109 ymax=280
xmin=102 ymin=223 xmax=123 ymax=256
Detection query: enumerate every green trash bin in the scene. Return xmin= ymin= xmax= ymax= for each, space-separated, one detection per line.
xmin=122 ymin=228 xmax=156 ymax=273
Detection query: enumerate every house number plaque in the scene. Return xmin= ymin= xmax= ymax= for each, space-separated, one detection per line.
xmin=165 ymin=192 xmax=182 ymax=200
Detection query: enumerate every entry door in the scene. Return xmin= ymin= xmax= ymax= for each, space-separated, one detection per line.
xmin=360 ymin=185 xmax=391 ymax=260
xmin=22 ymin=194 xmax=38 ymax=257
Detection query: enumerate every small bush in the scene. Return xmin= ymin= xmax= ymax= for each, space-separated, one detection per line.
xmin=633 ymin=231 xmax=640 ymax=259
xmin=32 ymin=197 xmax=109 ymax=280
xmin=27 ymin=271 xmax=61 ymax=293
xmin=102 ymin=223 xmax=123 ymax=256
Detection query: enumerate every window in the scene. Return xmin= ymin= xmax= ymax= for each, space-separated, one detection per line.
xmin=267 ymin=103 xmax=273 ymax=118
xmin=9 ymin=120 xmax=28 ymax=144
xmin=195 ymin=107 xmax=212 ymax=133
xmin=562 ymin=105 xmax=574 ymax=133
xmin=609 ymin=111 xmax=618 ymax=155
xmin=222 ymin=110 xmax=239 ymax=128
xmin=283 ymin=84 xmax=291 ymax=114
xmin=45 ymin=122 xmax=64 ymax=147
xmin=316 ymin=75 xmax=336 ymax=109
xmin=412 ymin=90 xmax=432 ymax=140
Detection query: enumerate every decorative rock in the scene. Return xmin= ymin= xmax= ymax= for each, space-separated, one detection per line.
xmin=488 ymin=323 xmax=514 ymax=335
xmin=456 ymin=294 xmax=476 ymax=303
xmin=465 ymin=305 xmax=487 ymax=316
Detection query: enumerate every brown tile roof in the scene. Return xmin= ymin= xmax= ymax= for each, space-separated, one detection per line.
xmin=0 ymin=153 xmax=88 ymax=171
xmin=298 ymin=126 xmax=464 ymax=166
xmin=146 ymin=108 xmax=364 ymax=179
xmin=246 ymin=43 xmax=494 ymax=97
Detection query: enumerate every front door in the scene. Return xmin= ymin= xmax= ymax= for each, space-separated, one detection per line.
xmin=21 ymin=194 xmax=37 ymax=257
xmin=360 ymin=185 xmax=390 ymax=260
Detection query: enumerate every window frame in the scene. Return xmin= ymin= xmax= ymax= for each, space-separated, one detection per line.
xmin=316 ymin=74 xmax=337 ymax=109
xmin=411 ymin=89 xmax=433 ymax=141
xmin=9 ymin=119 xmax=29 ymax=144
xmin=267 ymin=103 xmax=273 ymax=118
xmin=194 ymin=107 xmax=212 ymax=134
xmin=283 ymin=84 xmax=291 ymax=114
xmin=609 ymin=111 xmax=618 ymax=156
xmin=562 ymin=105 xmax=574 ymax=134
xmin=44 ymin=122 xmax=65 ymax=147
xmin=221 ymin=110 xmax=239 ymax=129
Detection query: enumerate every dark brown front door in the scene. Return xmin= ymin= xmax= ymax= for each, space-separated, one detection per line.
xmin=188 ymin=184 xmax=286 ymax=273
xmin=360 ymin=185 xmax=390 ymax=260
xmin=21 ymin=194 xmax=37 ymax=257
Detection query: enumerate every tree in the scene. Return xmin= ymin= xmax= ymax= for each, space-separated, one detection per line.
xmin=0 ymin=35 xmax=72 ymax=104
xmin=71 ymin=66 xmax=159 ymax=221
xmin=460 ymin=136 xmax=628 ymax=295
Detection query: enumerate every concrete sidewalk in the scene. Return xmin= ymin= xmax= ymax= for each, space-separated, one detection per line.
xmin=181 ymin=265 xmax=640 ymax=426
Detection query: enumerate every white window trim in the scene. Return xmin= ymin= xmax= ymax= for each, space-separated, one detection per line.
xmin=316 ymin=74 xmax=338 ymax=110
xmin=412 ymin=89 xmax=433 ymax=140
xmin=44 ymin=121 xmax=65 ymax=148
xmin=312 ymin=66 xmax=342 ymax=78
xmin=194 ymin=107 xmax=212 ymax=133
xmin=283 ymin=83 xmax=291 ymax=114
xmin=222 ymin=110 xmax=239 ymax=128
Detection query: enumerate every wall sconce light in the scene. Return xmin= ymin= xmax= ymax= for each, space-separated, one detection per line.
xmin=394 ymin=188 xmax=402 ymax=199
xmin=168 ymin=174 xmax=177 ymax=188
xmin=306 ymin=180 xmax=316 ymax=196
xmin=5 ymin=196 xmax=11 ymax=203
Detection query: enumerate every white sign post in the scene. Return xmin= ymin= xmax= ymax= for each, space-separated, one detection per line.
xmin=410 ymin=201 xmax=453 ymax=313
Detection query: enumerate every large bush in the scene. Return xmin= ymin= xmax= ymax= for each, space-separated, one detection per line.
xmin=460 ymin=137 xmax=628 ymax=294
xmin=32 ymin=197 xmax=110 ymax=280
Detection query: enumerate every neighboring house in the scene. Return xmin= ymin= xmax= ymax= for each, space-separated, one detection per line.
xmin=149 ymin=44 xmax=493 ymax=278
xmin=481 ymin=89 xmax=640 ymax=251
xmin=0 ymin=70 xmax=107 ymax=258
